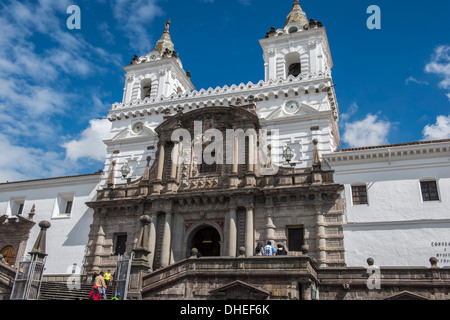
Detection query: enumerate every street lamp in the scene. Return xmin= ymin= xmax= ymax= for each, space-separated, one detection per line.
xmin=120 ymin=162 xmax=130 ymax=178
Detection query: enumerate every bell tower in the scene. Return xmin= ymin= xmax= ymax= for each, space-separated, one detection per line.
xmin=258 ymin=0 xmax=340 ymax=163
xmin=259 ymin=0 xmax=333 ymax=81
xmin=121 ymin=21 xmax=195 ymax=104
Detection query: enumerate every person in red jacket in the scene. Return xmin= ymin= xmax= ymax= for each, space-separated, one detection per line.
xmin=89 ymin=285 xmax=101 ymax=300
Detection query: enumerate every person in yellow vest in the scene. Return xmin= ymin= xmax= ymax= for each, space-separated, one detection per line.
xmin=104 ymin=270 xmax=111 ymax=286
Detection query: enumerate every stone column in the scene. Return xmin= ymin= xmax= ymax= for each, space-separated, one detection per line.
xmin=229 ymin=137 xmax=239 ymax=188
xmin=153 ymin=142 xmax=165 ymax=195
xmin=148 ymin=212 xmax=158 ymax=269
xmin=315 ymin=204 xmax=327 ymax=267
xmin=265 ymin=206 xmax=276 ymax=244
xmin=228 ymin=207 xmax=237 ymax=257
xmin=167 ymin=141 xmax=179 ymax=193
xmin=232 ymin=136 xmax=238 ymax=174
xmin=156 ymin=142 xmax=165 ymax=182
xmin=247 ymin=133 xmax=255 ymax=173
xmin=160 ymin=212 xmax=172 ymax=268
xmin=245 ymin=205 xmax=254 ymax=257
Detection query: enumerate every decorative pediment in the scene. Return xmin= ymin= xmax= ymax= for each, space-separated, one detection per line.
xmin=209 ymin=280 xmax=270 ymax=300
xmin=265 ymin=102 xmax=318 ymax=121
xmin=384 ymin=291 xmax=428 ymax=300
xmin=104 ymin=125 xmax=157 ymax=145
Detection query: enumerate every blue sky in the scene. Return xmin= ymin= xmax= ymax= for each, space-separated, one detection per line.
xmin=0 ymin=0 xmax=449 ymax=182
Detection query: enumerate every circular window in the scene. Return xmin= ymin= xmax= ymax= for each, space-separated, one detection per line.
xmin=132 ymin=122 xmax=144 ymax=134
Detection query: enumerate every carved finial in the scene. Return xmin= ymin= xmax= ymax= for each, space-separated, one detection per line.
xmin=164 ymin=20 xmax=171 ymax=33
xmin=29 ymin=220 xmax=51 ymax=260
xmin=28 ymin=204 xmax=36 ymax=220
xmin=132 ymin=215 xmax=151 ymax=264
xmin=430 ymin=257 xmax=439 ymax=268
xmin=107 ymin=160 xmax=116 ymax=188
xmin=189 ymin=247 xmax=199 ymax=259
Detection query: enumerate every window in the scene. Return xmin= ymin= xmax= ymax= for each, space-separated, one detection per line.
xmin=352 ymin=185 xmax=368 ymax=205
xmin=140 ymin=79 xmax=152 ymax=100
xmin=53 ymin=193 xmax=74 ymax=217
xmin=1 ymin=245 xmax=16 ymax=266
xmin=420 ymin=181 xmax=439 ymax=201
xmin=114 ymin=234 xmax=127 ymax=256
xmin=288 ymin=63 xmax=301 ymax=77
xmin=199 ymin=151 xmax=217 ymax=174
xmin=288 ymin=227 xmax=304 ymax=251
xmin=64 ymin=201 xmax=73 ymax=214
xmin=285 ymin=52 xmax=301 ymax=78
xmin=9 ymin=198 xmax=25 ymax=216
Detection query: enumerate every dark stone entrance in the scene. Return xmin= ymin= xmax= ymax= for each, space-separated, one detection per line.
xmin=191 ymin=227 xmax=221 ymax=257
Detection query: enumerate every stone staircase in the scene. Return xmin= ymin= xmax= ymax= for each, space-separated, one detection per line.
xmin=39 ymin=281 xmax=115 ymax=300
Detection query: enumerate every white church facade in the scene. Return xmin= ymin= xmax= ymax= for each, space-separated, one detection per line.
xmin=0 ymin=1 xmax=449 ymax=300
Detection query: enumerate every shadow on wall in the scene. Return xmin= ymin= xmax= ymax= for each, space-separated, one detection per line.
xmin=62 ymin=209 xmax=93 ymax=247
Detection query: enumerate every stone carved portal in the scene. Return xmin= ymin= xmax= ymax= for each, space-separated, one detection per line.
xmin=186 ymin=224 xmax=222 ymax=257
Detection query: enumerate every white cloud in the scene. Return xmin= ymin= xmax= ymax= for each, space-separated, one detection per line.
xmin=425 ymin=45 xmax=450 ymax=98
xmin=422 ymin=115 xmax=450 ymax=140
xmin=0 ymin=1 xmax=119 ymax=182
xmin=111 ymin=0 xmax=164 ymax=53
xmin=405 ymin=76 xmax=428 ymax=86
xmin=62 ymin=119 xmax=111 ymax=161
xmin=342 ymin=114 xmax=391 ymax=148
xmin=340 ymin=101 xmax=359 ymax=122
xmin=0 ymin=134 xmax=71 ymax=183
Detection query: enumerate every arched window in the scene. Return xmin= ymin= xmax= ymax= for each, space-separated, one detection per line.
xmin=140 ymin=79 xmax=152 ymax=100
xmin=285 ymin=52 xmax=301 ymax=77
xmin=1 ymin=245 xmax=16 ymax=266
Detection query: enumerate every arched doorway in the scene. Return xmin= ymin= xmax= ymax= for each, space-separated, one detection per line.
xmin=1 ymin=245 xmax=16 ymax=266
xmin=190 ymin=227 xmax=221 ymax=257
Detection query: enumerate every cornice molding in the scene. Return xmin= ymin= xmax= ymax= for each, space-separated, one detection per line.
xmin=323 ymin=140 xmax=450 ymax=165
xmin=108 ymin=74 xmax=335 ymax=121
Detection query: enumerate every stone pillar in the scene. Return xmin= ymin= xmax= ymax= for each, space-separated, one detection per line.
xmin=170 ymin=142 xmax=179 ymax=180
xmin=160 ymin=212 xmax=172 ymax=268
xmin=29 ymin=220 xmax=51 ymax=262
xmin=229 ymin=136 xmax=239 ymax=188
xmin=156 ymin=142 xmax=165 ymax=181
xmin=153 ymin=142 xmax=165 ymax=194
xmin=265 ymin=206 xmax=275 ymax=244
xmin=167 ymin=142 xmax=179 ymax=193
xmin=228 ymin=207 xmax=237 ymax=257
xmin=245 ymin=206 xmax=254 ymax=257
xmin=148 ymin=212 xmax=158 ymax=268
xmin=107 ymin=160 xmax=116 ymax=188
xmin=315 ymin=204 xmax=326 ymax=267
xmin=247 ymin=133 xmax=255 ymax=173
xmin=93 ymin=222 xmax=105 ymax=272
xmin=232 ymin=136 xmax=238 ymax=174
xmin=128 ymin=215 xmax=152 ymax=300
